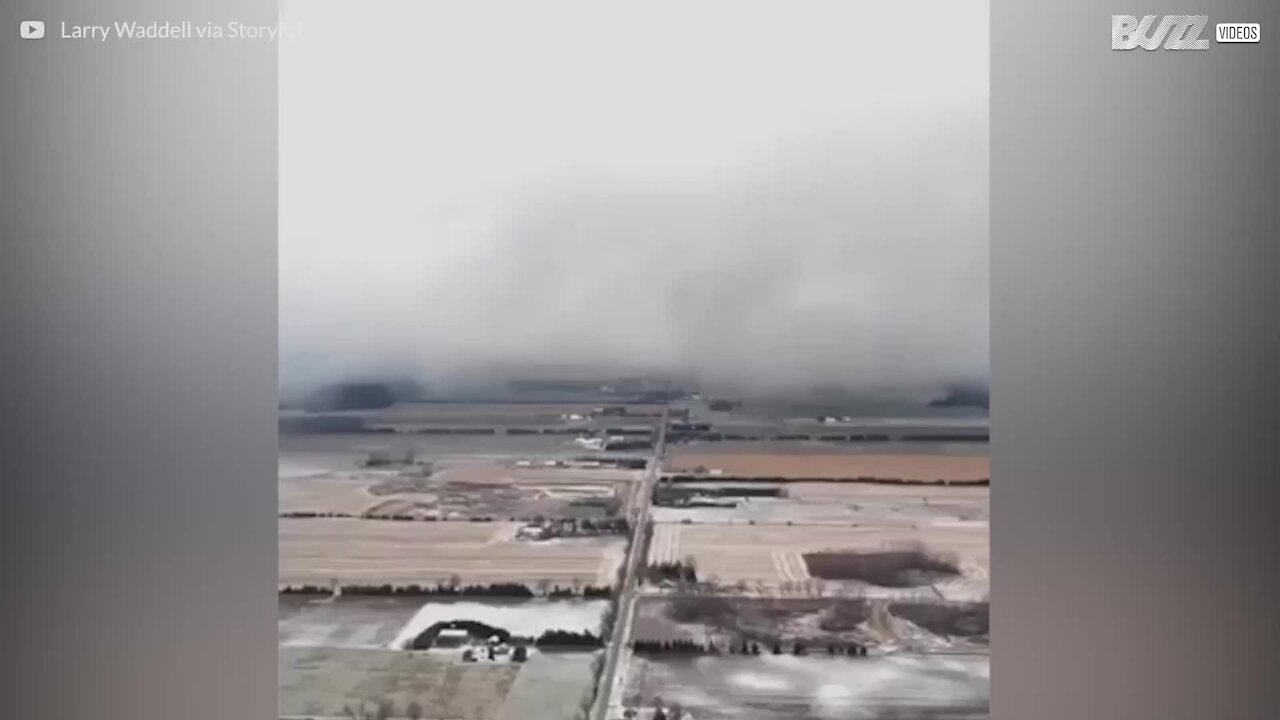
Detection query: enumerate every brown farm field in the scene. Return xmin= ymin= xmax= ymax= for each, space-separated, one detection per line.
xmin=279 ymin=518 xmax=625 ymax=588
xmin=279 ymin=646 xmax=603 ymax=720
xmin=631 ymin=595 xmax=989 ymax=652
xmin=367 ymin=401 xmax=665 ymax=424
xmin=280 ymin=476 xmax=381 ymax=516
xmin=665 ymin=452 xmax=989 ymax=480
xmin=647 ymin=522 xmax=988 ymax=599
xmin=279 ymin=462 xmax=638 ymax=519
xmin=279 ymin=646 xmax=519 ymax=719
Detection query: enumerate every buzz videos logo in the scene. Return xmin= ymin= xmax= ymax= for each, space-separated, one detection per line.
xmin=1112 ymin=15 xmax=1209 ymax=50
xmin=1112 ymin=15 xmax=1261 ymax=50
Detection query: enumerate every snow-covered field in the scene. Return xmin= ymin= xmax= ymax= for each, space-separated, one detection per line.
xmin=279 ymin=517 xmax=626 ymax=588
xmin=391 ymin=598 xmax=610 ymax=648
xmin=624 ymin=654 xmax=989 ymax=719
xmin=647 ymin=522 xmax=989 ymax=597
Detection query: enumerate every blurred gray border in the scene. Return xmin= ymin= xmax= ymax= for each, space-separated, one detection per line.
xmin=993 ymin=0 xmax=1280 ymax=717
xmin=3 ymin=1 xmax=1280 ymax=718
xmin=1 ymin=0 xmax=277 ymax=718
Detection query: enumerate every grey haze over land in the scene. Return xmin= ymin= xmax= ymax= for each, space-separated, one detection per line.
xmin=279 ymin=1 xmax=988 ymax=402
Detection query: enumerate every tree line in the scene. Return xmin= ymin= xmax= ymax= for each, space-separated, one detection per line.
xmin=279 ymin=581 xmax=615 ymax=598
xmin=535 ymin=629 xmax=603 ymax=648
xmin=664 ymin=474 xmax=990 ymax=486
xmin=631 ymin=637 xmax=867 ymax=657
xmin=278 ymin=511 xmax=632 ymax=532
xmin=643 ymin=561 xmax=698 ymax=584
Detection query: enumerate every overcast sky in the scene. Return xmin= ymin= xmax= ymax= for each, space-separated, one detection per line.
xmin=279 ymin=0 xmax=989 ymax=398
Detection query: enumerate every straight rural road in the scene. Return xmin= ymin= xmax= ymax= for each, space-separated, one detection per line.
xmin=591 ymin=403 xmax=669 ymax=720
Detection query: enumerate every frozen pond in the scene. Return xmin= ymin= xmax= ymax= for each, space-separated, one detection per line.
xmin=625 ymin=654 xmax=989 ymax=719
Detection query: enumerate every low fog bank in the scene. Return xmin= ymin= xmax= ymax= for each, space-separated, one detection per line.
xmin=280 ymin=122 xmax=988 ymax=405
xmin=279 ymin=2 xmax=988 ymax=407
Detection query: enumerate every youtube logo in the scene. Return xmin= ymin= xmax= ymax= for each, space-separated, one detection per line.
xmin=20 ymin=20 xmax=45 ymax=39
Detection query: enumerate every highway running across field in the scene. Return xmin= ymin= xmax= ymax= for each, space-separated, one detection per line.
xmin=591 ymin=403 xmax=669 ymax=720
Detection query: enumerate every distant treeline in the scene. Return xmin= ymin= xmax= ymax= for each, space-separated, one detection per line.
xmin=278 ymin=511 xmax=510 ymax=522
xmin=653 ymin=486 xmax=782 ymax=507
xmin=662 ymin=474 xmax=989 ymax=487
xmin=281 ymin=420 xmax=658 ymax=439
xmin=277 ymin=512 xmax=630 ymax=531
xmin=400 ymin=427 xmax=498 ymax=435
xmin=278 ymin=418 xmax=568 ymax=436
xmin=302 ymin=383 xmax=396 ymax=412
xmin=632 ymin=638 xmax=867 ymax=657
xmin=280 ymin=416 xmax=987 ymax=444
xmin=507 ymin=379 xmax=612 ymax=393
xmin=279 ymin=416 xmax=370 ymax=434
xmin=665 ymin=431 xmax=988 ymax=444
xmin=279 ymin=582 xmax=614 ymax=598
xmin=574 ymin=456 xmax=649 ymax=469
